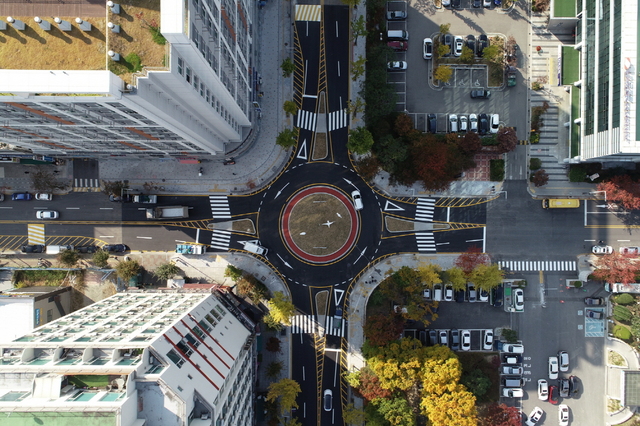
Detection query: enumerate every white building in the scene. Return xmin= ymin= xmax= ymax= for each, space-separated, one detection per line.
xmin=0 ymin=0 xmax=258 ymax=158
xmin=0 ymin=290 xmax=256 ymax=426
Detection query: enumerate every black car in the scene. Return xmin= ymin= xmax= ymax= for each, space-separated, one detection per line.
xmin=472 ymin=0 xmax=482 ymax=6
xmin=559 ymin=378 xmax=570 ymax=397
xmin=455 ymin=289 xmax=466 ymax=303
xmin=451 ymin=329 xmax=460 ymax=351
xmin=21 ymin=245 xmax=45 ymax=253
xmin=427 ymin=113 xmax=437 ymax=133
xmin=569 ymin=375 xmax=580 ymax=394
xmin=477 ymin=34 xmax=489 ymax=56
xmin=586 ymin=309 xmax=604 ymax=319
xmin=491 ymin=286 xmax=504 ymax=307
xmin=441 ymin=34 xmax=453 ymax=57
xmin=77 ymin=246 xmax=98 ymax=254
xmin=452 ymin=0 xmax=461 ymax=8
xmin=471 ymin=90 xmax=491 ymax=99
xmin=584 ymin=297 xmax=604 ymax=305
xmin=466 ymin=35 xmax=476 ymax=53
xmin=429 ymin=330 xmax=437 ymax=345
xmin=478 ymin=113 xmax=489 ymax=135
xmin=103 ymin=244 xmax=128 ymax=253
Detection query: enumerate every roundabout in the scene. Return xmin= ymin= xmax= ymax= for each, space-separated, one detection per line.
xmin=281 ymin=185 xmax=360 ymax=264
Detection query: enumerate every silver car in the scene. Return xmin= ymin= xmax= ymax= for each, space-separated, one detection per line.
xmin=36 ymin=210 xmax=59 ymax=219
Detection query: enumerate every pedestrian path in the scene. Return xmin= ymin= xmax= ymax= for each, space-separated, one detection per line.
xmin=416 ymin=232 xmax=436 ymax=253
xmin=290 ymin=314 xmax=345 ymax=337
xmin=498 ymin=260 xmax=577 ymax=271
xmin=296 ymin=110 xmax=317 ymax=131
xmin=414 ymin=198 xmax=435 ymax=222
xmin=328 ymin=109 xmax=348 ymax=131
xmin=210 ymin=229 xmax=232 ymax=251
xmin=209 ymin=195 xmax=231 ymax=219
xmin=28 ymin=224 xmax=45 ymax=245
xmin=73 ymin=178 xmax=100 ymax=189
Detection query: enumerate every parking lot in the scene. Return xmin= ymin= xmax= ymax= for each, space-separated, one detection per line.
xmin=384 ymin=0 xmax=530 ymax=140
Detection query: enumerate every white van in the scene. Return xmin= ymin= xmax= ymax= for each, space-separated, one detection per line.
xmin=244 ymin=241 xmax=268 ymax=256
xmin=433 ymin=283 xmax=443 ymax=301
xmin=46 ymin=245 xmax=74 ymax=255
xmin=387 ymin=30 xmax=409 ymax=40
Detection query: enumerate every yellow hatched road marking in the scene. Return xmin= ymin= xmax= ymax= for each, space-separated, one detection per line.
xmin=295 ymin=4 xmax=321 ymax=21
xmin=28 ymin=224 xmax=45 ymax=245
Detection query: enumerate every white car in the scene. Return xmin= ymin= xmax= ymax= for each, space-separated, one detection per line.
xmin=323 ymin=389 xmax=332 ymax=411
xmin=449 ymin=114 xmax=458 ymax=132
xmin=35 ymin=193 xmax=52 ymax=201
xmin=620 ymin=246 xmax=640 ymax=255
xmin=423 ymin=38 xmax=433 ymax=59
xmin=538 ymin=379 xmax=549 ymax=400
xmin=503 ymin=343 xmax=524 ymax=354
xmin=483 ymin=329 xmax=494 ymax=350
xmin=483 ymin=0 xmax=491 ymax=6
xmin=502 ymin=365 xmax=523 ymax=375
xmin=461 ymin=330 xmax=471 ymax=351
xmin=502 ymin=388 xmax=523 ymax=398
xmin=525 ymin=407 xmax=544 ymax=426
xmin=558 ymin=404 xmax=569 ymax=426
xmin=351 ymin=190 xmax=363 ymax=210
xmin=514 ymin=288 xmax=524 ymax=311
xmin=558 ymin=350 xmax=569 ymax=372
xmin=444 ymin=283 xmax=454 ymax=301
xmin=453 ymin=36 xmax=463 ymax=56
xmin=459 ymin=115 xmax=468 ymax=132
xmin=387 ymin=61 xmax=408 ymax=71
xmin=36 ymin=210 xmax=59 ymax=219
xmin=490 ymin=114 xmax=500 ymax=133
xmin=469 ymin=113 xmax=478 ymax=132
xmin=548 ymin=356 xmax=559 ymax=380
xmin=592 ymin=245 xmax=613 ymax=255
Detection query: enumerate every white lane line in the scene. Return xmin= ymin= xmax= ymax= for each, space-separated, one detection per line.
xmin=100 ymin=208 xmax=113 ymax=210
xmin=99 ymin=236 xmax=114 ymax=238
xmin=136 ymin=236 xmax=152 ymax=239
xmin=66 ymin=207 xmax=80 ymax=210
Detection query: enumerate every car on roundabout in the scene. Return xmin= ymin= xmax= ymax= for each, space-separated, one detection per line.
xmin=351 ymin=191 xmax=363 ymax=210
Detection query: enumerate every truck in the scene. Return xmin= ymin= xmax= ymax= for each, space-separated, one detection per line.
xmin=176 ymin=244 xmax=205 ymax=254
xmin=133 ymin=194 xmax=158 ymax=204
xmin=146 ymin=206 xmax=189 ymax=219
xmin=605 ymin=283 xmax=640 ymax=293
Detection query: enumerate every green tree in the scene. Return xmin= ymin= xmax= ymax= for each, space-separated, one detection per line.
xmin=237 ymin=274 xmax=269 ymax=303
xmin=375 ymin=397 xmax=415 ymax=426
xmin=266 ymin=378 xmax=301 ymax=414
xmin=116 ymin=259 xmax=140 ymax=281
xmin=266 ymin=361 xmax=284 ymax=379
xmin=281 ymin=57 xmax=295 ymax=77
xmin=92 ymin=250 xmax=110 ymax=268
xmin=341 ymin=0 xmax=361 ymax=6
xmin=444 ymin=267 xmax=466 ymax=290
xmin=434 ymin=65 xmax=453 ymax=83
xmin=439 ymin=23 xmax=451 ymax=35
xmin=58 ymin=249 xmax=79 ymax=267
xmin=348 ymin=127 xmax=375 ymax=154
xmin=343 ymin=403 xmax=366 ymax=425
xmin=351 ymin=15 xmax=367 ymax=39
xmin=352 ymin=56 xmax=367 ymax=81
xmin=276 ymin=128 xmax=299 ymax=148
xmin=459 ymin=45 xmax=474 ymax=64
xmin=469 ymin=264 xmax=504 ymax=292
xmin=502 ymin=328 xmax=518 ymax=343
xmin=283 ymin=100 xmax=297 ymax=117
xmin=437 ymin=44 xmax=451 ymax=58
xmin=224 ymin=265 xmax=243 ymax=282
xmin=461 ymin=369 xmax=492 ymax=398
xmin=153 ymin=263 xmax=181 ymax=281
xmin=265 ymin=291 xmax=296 ymax=328
xmin=482 ymin=44 xmax=503 ymax=65
xmin=347 ymin=98 xmax=365 ymax=119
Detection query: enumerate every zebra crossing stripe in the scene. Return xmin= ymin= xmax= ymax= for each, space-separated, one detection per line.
xmin=415 ymin=198 xmax=436 ymax=222
xmin=295 ymin=4 xmax=321 ymax=21
xmin=328 ymin=109 xmax=348 ymax=131
xmin=28 ymin=224 xmax=45 ymax=245
xmin=74 ymin=178 xmax=99 ymax=188
xmin=210 ymin=230 xmax=231 ymax=250
xmin=416 ymin=232 xmax=436 ymax=252
xmin=290 ymin=314 xmax=346 ymax=337
xmin=324 ymin=316 xmax=345 ymax=337
xmin=498 ymin=260 xmax=577 ymax=271
xmin=296 ymin=110 xmax=317 ymax=131
xmin=209 ymin=195 xmax=231 ymax=219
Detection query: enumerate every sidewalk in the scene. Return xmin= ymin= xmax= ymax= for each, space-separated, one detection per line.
xmin=605 ymin=337 xmax=640 ymax=425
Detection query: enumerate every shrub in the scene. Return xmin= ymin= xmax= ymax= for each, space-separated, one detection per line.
xmin=614 ymin=325 xmax=632 ymax=341
xmin=532 ymin=81 xmax=543 ymax=91
xmin=613 ymin=305 xmax=632 ymax=322
xmin=281 ymin=57 xmax=295 ymax=77
xmin=569 ymin=165 xmax=587 ymax=182
xmin=571 ymin=281 xmax=583 ymax=288
xmin=92 ymin=250 xmax=110 ymax=268
xmin=530 ymin=132 xmax=540 ymax=144
xmin=529 ymin=158 xmax=542 ymax=170
xmin=58 ymin=249 xmax=79 ymax=267
xmin=224 ymin=265 xmax=244 ymax=282
xmin=124 ymin=53 xmax=143 ymax=73
xmin=531 ymin=169 xmax=549 ymax=187
xmin=148 ymin=25 xmax=167 ymax=45
xmin=490 ymin=159 xmax=505 ymax=181
xmin=153 ymin=263 xmax=181 ymax=281
xmin=502 ymin=328 xmax=518 ymax=343
xmin=616 ymin=293 xmax=636 ymax=305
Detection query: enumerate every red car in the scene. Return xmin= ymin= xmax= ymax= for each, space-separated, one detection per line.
xmin=548 ymin=385 xmax=559 ymax=405
xmin=387 ymin=41 xmax=408 ymax=51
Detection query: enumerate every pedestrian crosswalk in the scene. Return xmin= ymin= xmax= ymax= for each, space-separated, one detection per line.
xmin=210 ymin=229 xmax=231 ymax=251
xmin=290 ymin=314 xmax=345 ymax=337
xmin=28 ymin=224 xmax=45 ymax=245
xmin=416 ymin=232 xmax=436 ymax=252
xmin=74 ymin=178 xmax=100 ymax=188
xmin=498 ymin=260 xmax=577 ymax=272
xmin=415 ymin=198 xmax=435 ymax=222
xmin=209 ymin=195 xmax=231 ymax=219
xmin=328 ymin=109 xmax=348 ymax=131
xmin=296 ymin=110 xmax=317 ymax=131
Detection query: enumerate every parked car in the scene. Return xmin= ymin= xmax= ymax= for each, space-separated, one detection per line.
xmin=490 ymin=114 xmax=500 ymax=133
xmin=441 ymin=34 xmax=453 ymax=56
xmin=620 ymin=246 xmax=640 ymax=255
xmin=503 ymin=355 xmax=522 ymax=364
xmin=461 ymin=330 xmax=471 ymax=351
xmin=558 ymin=404 xmax=569 ymax=426
xmin=323 ymin=389 xmax=332 ymax=411
xmin=586 ymin=309 xmax=604 ymax=319
xmin=514 ymin=288 xmax=524 ymax=311
xmin=36 ymin=210 xmax=59 ymax=219
xmin=423 ymin=38 xmax=433 ymax=59
xmin=592 ymin=245 xmax=613 ymax=255
xmin=471 ymin=90 xmax=491 ymax=99
xmin=386 ymin=10 xmax=407 ymax=20
xmin=469 ymin=114 xmax=478 ymax=133
xmin=449 ymin=114 xmax=458 ymax=132
xmin=351 ymin=190 xmax=363 ymax=210
xmin=387 ymin=61 xmax=407 ymax=71
xmin=388 ymin=41 xmax=408 ymax=51
xmin=548 ymin=386 xmax=559 ymax=404
xmin=35 ymin=193 xmax=52 ymax=201
xmin=483 ymin=329 xmax=494 ymax=350
xmin=433 ymin=283 xmax=443 ymax=301
xmin=502 ymin=366 xmax=523 ymax=375
xmin=451 ymin=329 xmax=460 ymax=351
xmin=77 ymin=246 xmax=98 ymax=254
xmin=467 ymin=283 xmax=477 ymax=302
xmin=455 ymin=289 xmax=465 ymax=303
xmin=0 ymin=194 xmax=3 ymax=202
xmin=478 ymin=34 xmax=489 ymax=55
xmin=429 ymin=330 xmax=437 ymax=345
xmin=438 ymin=330 xmax=448 ymax=346
xmin=478 ymin=113 xmax=489 ymax=135
xmin=538 ymin=379 xmax=549 ymax=400
xmin=584 ymin=297 xmax=604 ymax=305
xmin=451 ymin=0 xmax=461 ymax=8
xmin=423 ymin=287 xmax=432 ymax=300
xmin=472 ymin=0 xmax=482 ymax=7
xmin=459 ymin=115 xmax=468 ymax=132
xmin=548 ymin=356 xmax=559 ymax=379
xmin=558 ymin=351 xmax=569 ymax=372
xmin=109 ymin=194 xmax=132 ymax=202
xmin=502 ymin=388 xmax=523 ymax=398
xmin=491 ymin=285 xmax=504 ymax=307
xmin=479 ymin=289 xmax=489 ymax=302
xmin=559 ymin=378 xmax=570 ymax=397
xmin=442 ymin=0 xmax=451 ymax=6
xmin=21 ymin=245 xmax=45 ymax=253
xmin=502 ymin=376 xmax=524 ymax=387
xmin=427 ymin=113 xmax=437 ymax=133
xmin=453 ymin=36 xmax=463 ymax=56
xmin=466 ymin=35 xmax=476 ymax=53
xmin=483 ymin=0 xmax=492 ymax=7
xmin=444 ymin=284 xmax=454 ymax=301
xmin=11 ymin=192 xmax=32 ymax=201
xmin=103 ymin=244 xmax=128 ymax=253
xmin=569 ymin=375 xmax=580 ymax=394
xmin=503 ymin=343 xmax=524 ymax=354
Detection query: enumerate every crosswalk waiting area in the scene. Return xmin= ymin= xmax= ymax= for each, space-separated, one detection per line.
xmin=290 ymin=314 xmax=345 ymax=337
xmin=498 ymin=260 xmax=577 ymax=272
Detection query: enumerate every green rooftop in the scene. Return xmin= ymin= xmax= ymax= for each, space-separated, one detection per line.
xmin=554 ymin=0 xmax=576 ymax=17
xmin=571 ymin=87 xmax=581 ymax=158
xmin=562 ymin=46 xmax=580 ymax=85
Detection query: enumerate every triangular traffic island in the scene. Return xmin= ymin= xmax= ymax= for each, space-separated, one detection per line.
xmin=311 ymin=91 xmax=328 ymax=161
xmin=384 ymin=216 xmax=451 ymax=232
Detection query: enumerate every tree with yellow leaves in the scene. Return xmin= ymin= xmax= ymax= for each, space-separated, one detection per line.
xmin=266 ymin=378 xmax=301 ymax=415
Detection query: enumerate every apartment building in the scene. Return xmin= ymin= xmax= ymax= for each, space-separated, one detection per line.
xmin=0 ymin=290 xmax=257 ymax=426
xmin=0 ymin=0 xmax=257 ymax=158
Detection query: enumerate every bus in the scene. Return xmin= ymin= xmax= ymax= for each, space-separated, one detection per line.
xmin=542 ymin=199 xmax=580 ymax=208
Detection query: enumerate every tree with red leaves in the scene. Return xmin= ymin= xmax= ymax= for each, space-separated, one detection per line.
xmin=479 ymin=403 xmax=522 ymax=426
xmin=357 ymin=368 xmax=392 ymax=402
xmin=592 ymin=252 xmax=640 ymax=284
xmin=597 ymin=175 xmax=640 ymax=210
xmin=411 ymin=137 xmax=453 ymax=192
xmin=496 ymin=127 xmax=518 ymax=154
xmin=455 ymin=247 xmax=490 ymax=275
xmin=532 ymin=169 xmax=549 ymax=187
xmin=364 ymin=312 xmax=404 ymax=347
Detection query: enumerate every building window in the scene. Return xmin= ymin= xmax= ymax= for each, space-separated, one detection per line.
xmin=205 ymin=89 xmax=210 ymax=103
xmin=199 ymin=319 xmax=212 ymax=332
xmin=193 ymin=326 xmax=205 ymax=338
xmin=188 ymin=374 xmax=193 ymax=380
xmin=166 ymin=349 xmax=185 ymax=368
xmin=177 ymin=57 xmax=184 ymax=76
xmin=46 ymin=309 xmax=53 ymax=322
xmin=178 ymin=386 xmax=184 ymax=392
xmin=193 ymin=75 xmax=199 ymax=91
xmin=186 ymin=67 xmax=192 ymax=83
xmin=205 ymin=314 xmax=218 ymax=327
xmin=200 ymin=82 xmax=205 ymax=97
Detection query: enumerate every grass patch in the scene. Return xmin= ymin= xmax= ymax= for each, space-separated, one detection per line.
xmin=570 ymin=87 xmax=580 ymax=157
xmin=232 ymin=219 xmax=256 ymax=234
xmin=490 ymin=159 xmax=505 ymax=181
xmin=561 ymin=46 xmax=580 ymax=84
xmin=569 ymin=164 xmax=587 ymax=182
xmin=385 ymin=217 xmax=415 ymax=232
xmin=608 ymin=350 xmax=627 ymax=367
xmin=68 ymin=375 xmax=109 ymax=388
xmin=13 ymin=270 xmax=74 ymax=287
xmin=554 ymin=0 xmax=576 ymax=18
